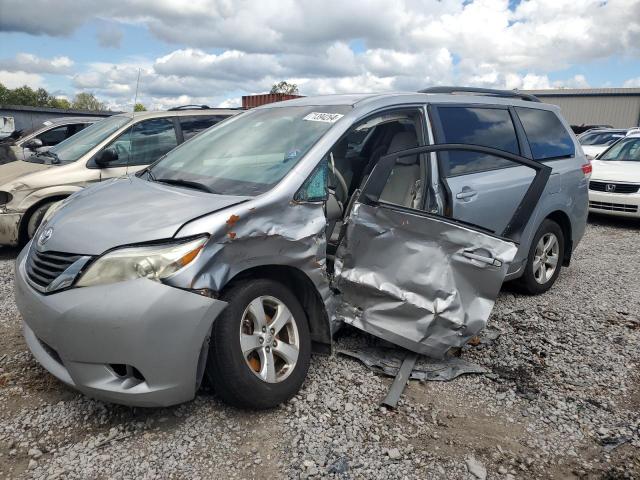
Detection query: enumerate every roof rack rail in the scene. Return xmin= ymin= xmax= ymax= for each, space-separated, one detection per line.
xmin=418 ymin=86 xmax=541 ymax=103
xmin=167 ymin=104 xmax=211 ymax=111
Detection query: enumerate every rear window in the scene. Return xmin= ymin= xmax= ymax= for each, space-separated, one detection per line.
xmin=437 ymin=106 xmax=520 ymax=176
xmin=516 ymin=107 xmax=574 ymax=160
xmin=180 ymin=115 xmax=227 ymax=140
xmin=578 ymin=131 xmax=625 ymax=146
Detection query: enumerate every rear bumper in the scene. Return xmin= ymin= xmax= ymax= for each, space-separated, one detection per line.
xmin=588 ymin=190 xmax=640 ymax=218
xmin=0 ymin=210 xmax=22 ymax=245
xmin=15 ymin=248 xmax=228 ymax=407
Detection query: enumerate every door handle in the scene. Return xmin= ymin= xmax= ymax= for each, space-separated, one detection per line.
xmin=456 ymin=189 xmax=477 ymax=200
xmin=462 ymin=250 xmax=502 ymax=267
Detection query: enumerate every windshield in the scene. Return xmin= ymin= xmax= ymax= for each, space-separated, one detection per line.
xmin=579 ymin=131 xmax=625 ymax=146
xmin=599 ymin=137 xmax=640 ymax=162
xmin=149 ymin=105 xmax=350 ymax=196
xmin=47 ymin=115 xmax=131 ymax=163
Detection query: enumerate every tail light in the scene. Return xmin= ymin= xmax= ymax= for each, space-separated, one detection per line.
xmin=581 ymin=160 xmax=592 ymax=176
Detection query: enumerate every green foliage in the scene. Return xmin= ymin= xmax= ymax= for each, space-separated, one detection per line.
xmin=270 ymin=81 xmax=299 ymax=95
xmin=71 ymin=92 xmax=105 ymax=111
xmin=133 ymin=103 xmax=147 ymax=112
xmin=0 ymin=82 xmax=104 ymax=111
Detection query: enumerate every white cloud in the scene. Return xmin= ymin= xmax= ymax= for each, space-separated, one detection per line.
xmin=0 ymin=53 xmax=74 ymax=74
xmin=0 ymin=70 xmax=43 ymax=89
xmin=624 ymin=77 xmax=640 ymax=87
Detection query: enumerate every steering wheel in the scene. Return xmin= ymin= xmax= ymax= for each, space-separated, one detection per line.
xmin=329 ymin=160 xmax=349 ymax=205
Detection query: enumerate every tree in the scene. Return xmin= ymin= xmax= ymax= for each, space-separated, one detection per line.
xmin=270 ymin=81 xmax=299 ymax=95
xmin=50 ymin=97 xmax=71 ymax=109
xmin=72 ymin=92 xmax=105 ymax=111
xmin=133 ymin=103 xmax=147 ymax=112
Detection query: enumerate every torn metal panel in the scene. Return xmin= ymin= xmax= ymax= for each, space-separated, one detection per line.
xmin=333 ymin=202 xmax=517 ymax=358
xmin=337 ymin=346 xmax=489 ymax=381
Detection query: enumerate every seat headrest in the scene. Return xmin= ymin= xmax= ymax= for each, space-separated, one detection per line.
xmin=387 ymin=131 xmax=418 ymax=164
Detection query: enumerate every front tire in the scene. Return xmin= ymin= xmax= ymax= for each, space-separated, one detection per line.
xmin=25 ymin=201 xmax=55 ymax=241
xmin=206 ymin=278 xmax=311 ymax=409
xmin=517 ymin=219 xmax=564 ymax=295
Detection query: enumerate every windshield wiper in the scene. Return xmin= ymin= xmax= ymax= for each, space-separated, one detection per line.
xmin=154 ymin=178 xmax=217 ymax=194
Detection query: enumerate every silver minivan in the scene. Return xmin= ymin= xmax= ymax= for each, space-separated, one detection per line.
xmin=15 ymin=88 xmax=589 ymax=408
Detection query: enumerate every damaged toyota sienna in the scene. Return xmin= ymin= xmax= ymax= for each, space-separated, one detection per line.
xmin=15 ymin=88 xmax=589 ymax=408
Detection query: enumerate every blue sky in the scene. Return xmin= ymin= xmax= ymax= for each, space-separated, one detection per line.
xmin=1 ymin=0 xmax=639 ymax=110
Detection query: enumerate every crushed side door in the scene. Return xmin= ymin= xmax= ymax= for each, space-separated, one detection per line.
xmin=332 ymin=144 xmax=551 ymax=357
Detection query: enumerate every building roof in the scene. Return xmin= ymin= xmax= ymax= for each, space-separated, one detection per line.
xmin=0 ymin=104 xmax=120 ymax=116
xmin=521 ymin=88 xmax=640 ymax=97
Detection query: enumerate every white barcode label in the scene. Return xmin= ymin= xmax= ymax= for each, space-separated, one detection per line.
xmin=303 ymin=112 xmax=344 ymax=123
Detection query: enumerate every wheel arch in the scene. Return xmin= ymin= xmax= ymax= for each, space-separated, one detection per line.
xmin=19 ymin=194 xmax=69 ymax=243
xmin=224 ymin=264 xmax=332 ymax=354
xmin=545 ymin=209 xmax=572 ymax=266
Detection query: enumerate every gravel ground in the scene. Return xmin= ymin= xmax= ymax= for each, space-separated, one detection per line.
xmin=0 ymin=214 xmax=639 ymax=479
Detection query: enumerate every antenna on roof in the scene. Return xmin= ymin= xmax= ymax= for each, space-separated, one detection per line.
xmin=132 ymin=68 xmax=141 ymax=112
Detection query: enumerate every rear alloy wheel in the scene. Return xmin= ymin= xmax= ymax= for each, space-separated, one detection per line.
xmin=206 ymin=279 xmax=311 ymax=409
xmin=518 ymin=219 xmax=565 ymax=295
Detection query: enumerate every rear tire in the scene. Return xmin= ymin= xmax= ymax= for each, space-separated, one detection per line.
xmin=206 ymin=278 xmax=311 ymax=409
xmin=517 ymin=219 xmax=565 ymax=295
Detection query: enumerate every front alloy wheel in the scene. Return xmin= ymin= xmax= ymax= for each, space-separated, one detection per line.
xmin=240 ymin=296 xmax=300 ymax=383
xmin=207 ymin=279 xmax=311 ymax=409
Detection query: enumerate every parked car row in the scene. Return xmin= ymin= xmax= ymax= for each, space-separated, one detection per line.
xmin=0 ymin=106 xmax=238 ymax=245
xmin=12 ymin=87 xmax=591 ymax=409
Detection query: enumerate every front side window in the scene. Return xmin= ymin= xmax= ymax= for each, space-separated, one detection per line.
xmin=599 ymin=137 xmax=640 ymax=162
xmin=104 ymin=118 xmax=178 ymax=166
xmin=516 ymin=107 xmax=574 ymax=160
xmin=49 ymin=115 xmax=132 ymax=163
xmin=36 ymin=125 xmax=70 ymax=146
xmin=436 ymin=107 xmax=519 ymax=176
xmin=150 ymin=105 xmax=350 ymax=196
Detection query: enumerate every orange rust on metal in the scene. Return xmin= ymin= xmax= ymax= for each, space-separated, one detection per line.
xmin=228 ymin=231 xmax=237 ymax=239
xmin=226 ymin=214 xmax=240 ymax=227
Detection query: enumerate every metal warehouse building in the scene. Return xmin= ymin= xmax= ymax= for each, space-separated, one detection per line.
xmin=521 ymin=88 xmax=640 ymax=129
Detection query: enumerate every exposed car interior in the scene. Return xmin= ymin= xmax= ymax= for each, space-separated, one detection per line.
xmin=325 ymin=110 xmax=424 ymax=262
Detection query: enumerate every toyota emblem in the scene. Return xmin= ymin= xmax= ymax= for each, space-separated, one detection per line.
xmin=38 ymin=227 xmax=54 ymax=247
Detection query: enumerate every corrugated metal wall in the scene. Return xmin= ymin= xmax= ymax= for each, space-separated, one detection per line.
xmin=538 ymin=96 xmax=640 ymax=128
xmin=522 ymin=89 xmax=640 ymax=128
xmin=0 ymin=105 xmax=115 ymax=131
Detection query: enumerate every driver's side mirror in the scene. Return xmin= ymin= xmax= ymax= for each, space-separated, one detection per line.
xmin=23 ymin=138 xmax=43 ymax=151
xmin=95 ymin=148 xmax=118 ymax=167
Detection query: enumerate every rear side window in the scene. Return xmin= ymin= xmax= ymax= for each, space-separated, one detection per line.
xmin=515 ymin=107 xmax=574 ymax=160
xmin=436 ymin=107 xmax=520 ymax=176
xmin=180 ymin=115 xmax=226 ymax=141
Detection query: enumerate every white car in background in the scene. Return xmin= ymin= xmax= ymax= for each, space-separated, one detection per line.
xmin=589 ymin=133 xmax=640 ymax=218
xmin=579 ymin=128 xmax=640 ymax=160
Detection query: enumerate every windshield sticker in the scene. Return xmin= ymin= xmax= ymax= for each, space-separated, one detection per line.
xmin=303 ymin=112 xmax=344 ymax=123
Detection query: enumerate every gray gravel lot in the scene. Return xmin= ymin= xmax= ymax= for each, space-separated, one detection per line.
xmin=1 ymin=214 xmax=639 ymax=479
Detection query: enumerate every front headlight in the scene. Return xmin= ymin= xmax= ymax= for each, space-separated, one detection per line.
xmin=76 ymin=236 xmax=208 ymax=287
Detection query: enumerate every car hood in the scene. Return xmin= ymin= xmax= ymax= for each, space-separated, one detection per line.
xmin=40 ymin=176 xmax=250 ymax=255
xmin=591 ymin=160 xmax=640 ymax=183
xmin=0 ymin=160 xmax=49 ymax=186
xmin=581 ymin=145 xmax=609 ymax=157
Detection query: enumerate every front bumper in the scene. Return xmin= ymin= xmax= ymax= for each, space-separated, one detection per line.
xmin=0 ymin=210 xmax=23 ymax=245
xmin=588 ymin=190 xmax=640 ymax=218
xmin=15 ymin=249 xmax=228 ymax=407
